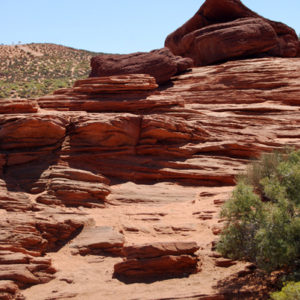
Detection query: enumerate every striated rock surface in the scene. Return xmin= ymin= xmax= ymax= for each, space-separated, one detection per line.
xmin=114 ymin=255 xmax=199 ymax=283
xmin=0 ymin=115 xmax=66 ymax=150
xmin=70 ymin=226 xmax=125 ymax=256
xmin=114 ymin=242 xmax=200 ymax=282
xmin=37 ymin=74 xmax=184 ymax=112
xmin=0 ymin=204 xmax=87 ymax=297
xmin=0 ymin=280 xmax=22 ymax=300
xmin=165 ymin=0 xmax=299 ymax=65
xmin=89 ymin=48 xmax=193 ymax=84
xmin=35 ymin=166 xmax=111 ymax=207
xmin=123 ymin=242 xmax=200 ymax=259
xmin=0 ymin=56 xmax=299 ymax=299
xmin=0 ymin=98 xmax=38 ymax=114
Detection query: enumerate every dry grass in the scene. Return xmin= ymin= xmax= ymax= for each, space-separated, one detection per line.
xmin=0 ymin=43 xmax=102 ymax=98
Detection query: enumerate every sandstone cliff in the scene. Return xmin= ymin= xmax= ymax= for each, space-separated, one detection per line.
xmin=0 ymin=56 xmax=299 ymax=299
xmin=1 ymin=0 xmax=300 ymax=299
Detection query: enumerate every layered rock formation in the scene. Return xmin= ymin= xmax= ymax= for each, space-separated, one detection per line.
xmin=0 ymin=56 xmax=299 ymax=299
xmin=89 ymin=48 xmax=193 ymax=84
xmin=165 ymin=0 xmax=299 ymax=65
xmin=70 ymin=226 xmax=125 ymax=256
xmin=114 ymin=242 xmax=200 ymax=283
xmin=1 ymin=2 xmax=300 ymax=298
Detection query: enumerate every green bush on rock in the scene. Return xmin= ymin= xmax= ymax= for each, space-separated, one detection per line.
xmin=271 ymin=281 xmax=300 ymax=300
xmin=217 ymin=149 xmax=300 ymax=272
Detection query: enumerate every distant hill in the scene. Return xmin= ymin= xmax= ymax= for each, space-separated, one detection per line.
xmin=0 ymin=43 xmax=102 ymax=99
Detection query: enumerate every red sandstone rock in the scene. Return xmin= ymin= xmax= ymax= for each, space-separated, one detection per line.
xmin=215 ymin=258 xmax=237 ymax=268
xmin=178 ymin=18 xmax=277 ymax=66
xmin=70 ymin=226 xmax=125 ymax=256
xmin=113 ymin=242 xmax=199 ymax=282
xmin=37 ymin=74 xmax=184 ymax=113
xmin=70 ymin=114 xmax=141 ymax=149
xmin=35 ymin=215 xmax=85 ymax=251
xmin=0 ymin=252 xmax=56 ymax=288
xmin=0 ymin=207 xmax=87 ymax=296
xmin=0 ymin=212 xmax=85 ymax=255
xmin=2 ymin=58 xmax=300 ymax=190
xmin=74 ymin=74 xmax=158 ymax=92
xmin=114 ymin=255 xmax=199 ymax=282
xmin=0 ymin=115 xmax=66 ymax=150
xmin=89 ymin=48 xmax=193 ymax=84
xmin=0 ymin=99 xmax=38 ymax=114
xmin=38 ymin=92 xmax=183 ymax=113
xmin=124 ymin=242 xmax=199 ymax=259
xmin=0 ymin=191 xmax=35 ymax=212
xmin=0 ymin=280 xmax=21 ymax=300
xmin=37 ymin=177 xmax=110 ymax=208
xmin=0 ymin=57 xmax=300 ymax=299
xmin=165 ymin=0 xmax=299 ymax=65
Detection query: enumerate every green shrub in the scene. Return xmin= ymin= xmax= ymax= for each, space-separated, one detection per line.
xmin=271 ymin=282 xmax=300 ymax=300
xmin=217 ymin=149 xmax=300 ymax=272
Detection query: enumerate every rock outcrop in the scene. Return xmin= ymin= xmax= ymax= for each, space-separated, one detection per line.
xmin=70 ymin=226 xmax=125 ymax=256
xmin=0 ymin=98 xmax=37 ymax=114
xmin=0 ymin=280 xmax=21 ymax=300
xmin=89 ymin=48 xmax=193 ymax=84
xmin=36 ymin=166 xmax=111 ymax=207
xmin=0 ymin=207 xmax=86 ymax=297
xmin=1 ymin=56 xmax=300 ymax=299
xmin=165 ymin=0 xmax=299 ymax=65
xmin=114 ymin=242 xmax=200 ymax=282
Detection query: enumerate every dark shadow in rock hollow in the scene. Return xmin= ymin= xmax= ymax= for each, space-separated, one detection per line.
xmin=215 ymin=267 xmax=283 ymax=300
xmin=2 ymin=148 xmax=62 ymax=194
xmin=113 ymin=271 xmax=195 ymax=285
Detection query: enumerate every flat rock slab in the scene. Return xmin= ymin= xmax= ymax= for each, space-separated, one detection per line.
xmin=124 ymin=241 xmax=200 ymax=259
xmin=108 ymin=182 xmax=200 ymax=204
xmin=114 ymin=241 xmax=200 ymax=283
xmin=114 ymin=254 xmax=199 ymax=283
xmin=70 ymin=226 xmax=125 ymax=256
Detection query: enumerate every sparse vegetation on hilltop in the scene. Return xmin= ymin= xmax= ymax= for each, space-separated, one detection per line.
xmin=0 ymin=43 xmax=102 ymax=98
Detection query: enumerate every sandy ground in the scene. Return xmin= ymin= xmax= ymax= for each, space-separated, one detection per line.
xmin=22 ymin=183 xmax=248 ymax=300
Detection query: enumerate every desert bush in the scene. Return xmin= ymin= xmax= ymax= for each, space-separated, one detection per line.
xmin=271 ymin=281 xmax=300 ymax=300
xmin=217 ymin=149 xmax=300 ymax=272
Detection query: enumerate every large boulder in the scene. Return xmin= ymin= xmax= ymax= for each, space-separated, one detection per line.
xmin=89 ymin=48 xmax=193 ymax=85
xmin=165 ymin=0 xmax=299 ymax=66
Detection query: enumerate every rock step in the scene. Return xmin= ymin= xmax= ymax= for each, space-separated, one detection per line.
xmin=114 ymin=242 xmax=200 ymax=282
xmin=70 ymin=226 xmax=125 ymax=256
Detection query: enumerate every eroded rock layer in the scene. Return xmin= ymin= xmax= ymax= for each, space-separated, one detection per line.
xmin=165 ymin=0 xmax=299 ymax=65
xmin=0 ymin=57 xmax=300 ymax=299
xmin=89 ymin=48 xmax=193 ymax=85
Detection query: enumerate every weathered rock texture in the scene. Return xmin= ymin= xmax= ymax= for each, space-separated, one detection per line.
xmin=1 ymin=56 xmax=300 ymax=299
xmin=89 ymin=48 xmax=193 ymax=84
xmin=165 ymin=0 xmax=299 ymax=65
xmin=70 ymin=226 xmax=125 ymax=256
xmin=114 ymin=242 xmax=200 ymax=282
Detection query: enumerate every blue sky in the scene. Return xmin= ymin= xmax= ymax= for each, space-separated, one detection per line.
xmin=1 ymin=0 xmax=299 ymax=54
